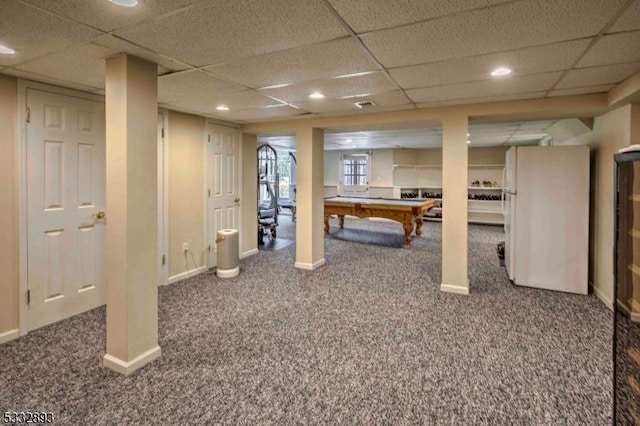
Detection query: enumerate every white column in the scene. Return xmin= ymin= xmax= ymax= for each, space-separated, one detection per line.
xmin=295 ymin=127 xmax=325 ymax=270
xmin=441 ymin=114 xmax=469 ymax=294
xmin=103 ymin=54 xmax=160 ymax=375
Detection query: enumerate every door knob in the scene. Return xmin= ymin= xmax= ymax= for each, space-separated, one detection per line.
xmin=93 ymin=211 xmax=106 ymax=219
xmin=234 ymin=197 xmax=240 ymax=204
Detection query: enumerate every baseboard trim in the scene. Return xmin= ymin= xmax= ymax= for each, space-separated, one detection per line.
xmin=440 ymin=282 xmax=470 ymax=295
xmin=295 ymin=258 xmax=326 ymax=270
xmin=103 ymin=346 xmax=161 ymax=376
xmin=240 ymin=248 xmax=258 ymax=259
xmin=617 ymin=300 xmax=640 ymax=322
xmin=593 ymin=285 xmax=613 ymax=310
xmin=168 ymin=266 xmax=207 ymax=285
xmin=0 ymin=329 xmax=19 ymax=345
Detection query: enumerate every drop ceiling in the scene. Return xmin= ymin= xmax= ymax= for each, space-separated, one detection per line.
xmin=1 ymin=0 xmax=638 ymax=144
xmin=258 ymin=120 xmax=558 ymax=151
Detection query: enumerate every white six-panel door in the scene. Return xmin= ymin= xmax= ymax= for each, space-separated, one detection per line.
xmin=206 ymin=124 xmax=241 ymax=267
xmin=26 ymin=89 xmax=106 ymax=331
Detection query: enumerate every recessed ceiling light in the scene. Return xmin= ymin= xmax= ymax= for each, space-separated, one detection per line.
xmin=0 ymin=45 xmax=16 ymax=55
xmin=216 ymin=105 xmax=229 ymax=111
xmin=467 ymin=133 xmax=470 ymax=137
xmin=467 ymin=140 xmax=471 ymax=144
xmin=109 ymin=0 xmax=138 ymax=6
xmin=491 ymin=67 xmax=512 ymax=77
xmin=309 ymin=92 xmax=325 ymax=99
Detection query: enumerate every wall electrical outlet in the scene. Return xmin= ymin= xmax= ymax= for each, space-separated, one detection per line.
xmin=183 ymin=243 xmax=189 ymax=252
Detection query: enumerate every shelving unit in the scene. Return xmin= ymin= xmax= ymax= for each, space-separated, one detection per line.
xmin=393 ymin=163 xmax=505 ymax=225
xmin=614 ymin=152 xmax=640 ymax=424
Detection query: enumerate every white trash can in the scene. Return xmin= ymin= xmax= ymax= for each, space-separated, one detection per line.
xmin=216 ymin=229 xmax=239 ymax=278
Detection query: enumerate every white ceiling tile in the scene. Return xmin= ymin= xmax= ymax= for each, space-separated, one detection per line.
xmin=20 ymin=0 xmax=202 ymax=32
xmin=92 ymin=35 xmax=192 ymax=72
xmin=361 ymin=0 xmax=627 ymax=67
xmin=206 ymin=38 xmax=379 ymax=89
xmin=576 ymin=31 xmax=640 ymax=67
xmin=408 ymin=72 xmax=560 ymax=103
xmin=389 ymin=39 xmax=591 ymax=89
xmin=610 ymin=0 xmax=640 ymax=32
xmin=327 ymin=0 xmax=511 ymax=33
xmin=15 ymin=43 xmax=115 ymax=88
xmin=294 ymin=90 xmax=411 ymax=114
xmin=548 ymin=84 xmax=615 ymax=97
xmin=555 ymin=62 xmax=640 ymax=89
xmin=158 ymin=70 xmax=247 ymax=103
xmin=115 ymin=0 xmax=349 ymax=67
xmin=0 ymin=0 xmax=102 ymax=67
xmin=222 ymin=105 xmax=303 ymax=122
xmin=259 ymin=72 xmax=397 ymax=103
xmin=166 ymin=90 xmax=279 ymax=114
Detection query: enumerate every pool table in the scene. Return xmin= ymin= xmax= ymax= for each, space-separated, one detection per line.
xmin=323 ymin=196 xmax=435 ymax=245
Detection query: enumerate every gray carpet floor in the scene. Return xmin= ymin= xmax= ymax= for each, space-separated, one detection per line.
xmin=0 ymin=215 xmax=612 ymax=425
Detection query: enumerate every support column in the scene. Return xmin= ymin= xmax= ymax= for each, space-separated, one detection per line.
xmin=103 ymin=54 xmax=160 ymax=375
xmin=441 ymin=114 xmax=469 ymax=294
xmin=295 ymin=127 xmax=325 ymax=270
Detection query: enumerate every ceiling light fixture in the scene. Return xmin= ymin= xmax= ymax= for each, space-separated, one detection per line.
xmin=216 ymin=105 xmax=229 ymax=111
xmin=467 ymin=140 xmax=471 ymax=144
xmin=109 ymin=0 xmax=138 ymax=6
xmin=335 ymin=71 xmax=376 ymax=79
xmin=309 ymin=92 xmax=325 ymax=99
xmin=491 ymin=67 xmax=512 ymax=77
xmin=0 ymin=45 xmax=16 ymax=55
xmin=259 ymin=83 xmax=293 ymax=90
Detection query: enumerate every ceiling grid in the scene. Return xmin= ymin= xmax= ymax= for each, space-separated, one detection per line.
xmin=1 ymin=0 xmax=638 ymax=146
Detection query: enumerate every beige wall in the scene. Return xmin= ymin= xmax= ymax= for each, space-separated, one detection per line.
xmin=398 ymin=146 xmax=507 ymax=166
xmin=324 ymin=150 xmax=340 ymax=186
xmin=555 ymin=104 xmax=637 ymax=306
xmin=370 ymin=149 xmax=393 ymax=186
xmin=0 ymin=74 xmax=18 ymax=336
xmin=168 ymin=111 xmax=206 ymax=278
xmin=468 ymin=146 xmax=508 ymax=164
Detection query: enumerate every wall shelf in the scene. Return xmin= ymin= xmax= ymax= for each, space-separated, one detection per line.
xmin=395 ymin=162 xmax=505 ymax=225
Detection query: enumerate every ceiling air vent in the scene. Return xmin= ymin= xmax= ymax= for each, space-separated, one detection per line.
xmin=354 ymin=100 xmax=377 ymax=109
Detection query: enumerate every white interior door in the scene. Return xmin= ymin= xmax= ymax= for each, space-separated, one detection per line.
xmin=206 ymin=123 xmax=241 ymax=267
xmin=26 ymin=89 xmax=106 ymax=331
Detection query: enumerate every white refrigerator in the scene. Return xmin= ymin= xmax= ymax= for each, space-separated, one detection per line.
xmin=503 ymin=146 xmax=590 ymax=294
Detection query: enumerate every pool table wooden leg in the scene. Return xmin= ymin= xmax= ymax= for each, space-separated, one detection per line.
xmin=338 ymin=214 xmax=345 ymax=229
xmin=403 ymin=222 xmax=413 ymax=245
xmin=415 ymin=216 xmax=423 ymax=237
xmin=324 ymin=214 xmax=330 ymax=234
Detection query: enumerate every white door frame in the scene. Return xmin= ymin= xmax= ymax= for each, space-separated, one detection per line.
xmin=157 ymin=109 xmax=169 ymax=286
xmin=204 ymin=120 xmax=242 ymax=268
xmin=17 ymin=80 xmax=105 ymax=336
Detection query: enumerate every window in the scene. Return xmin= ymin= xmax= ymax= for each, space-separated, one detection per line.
xmin=342 ymin=153 xmax=369 ymax=186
